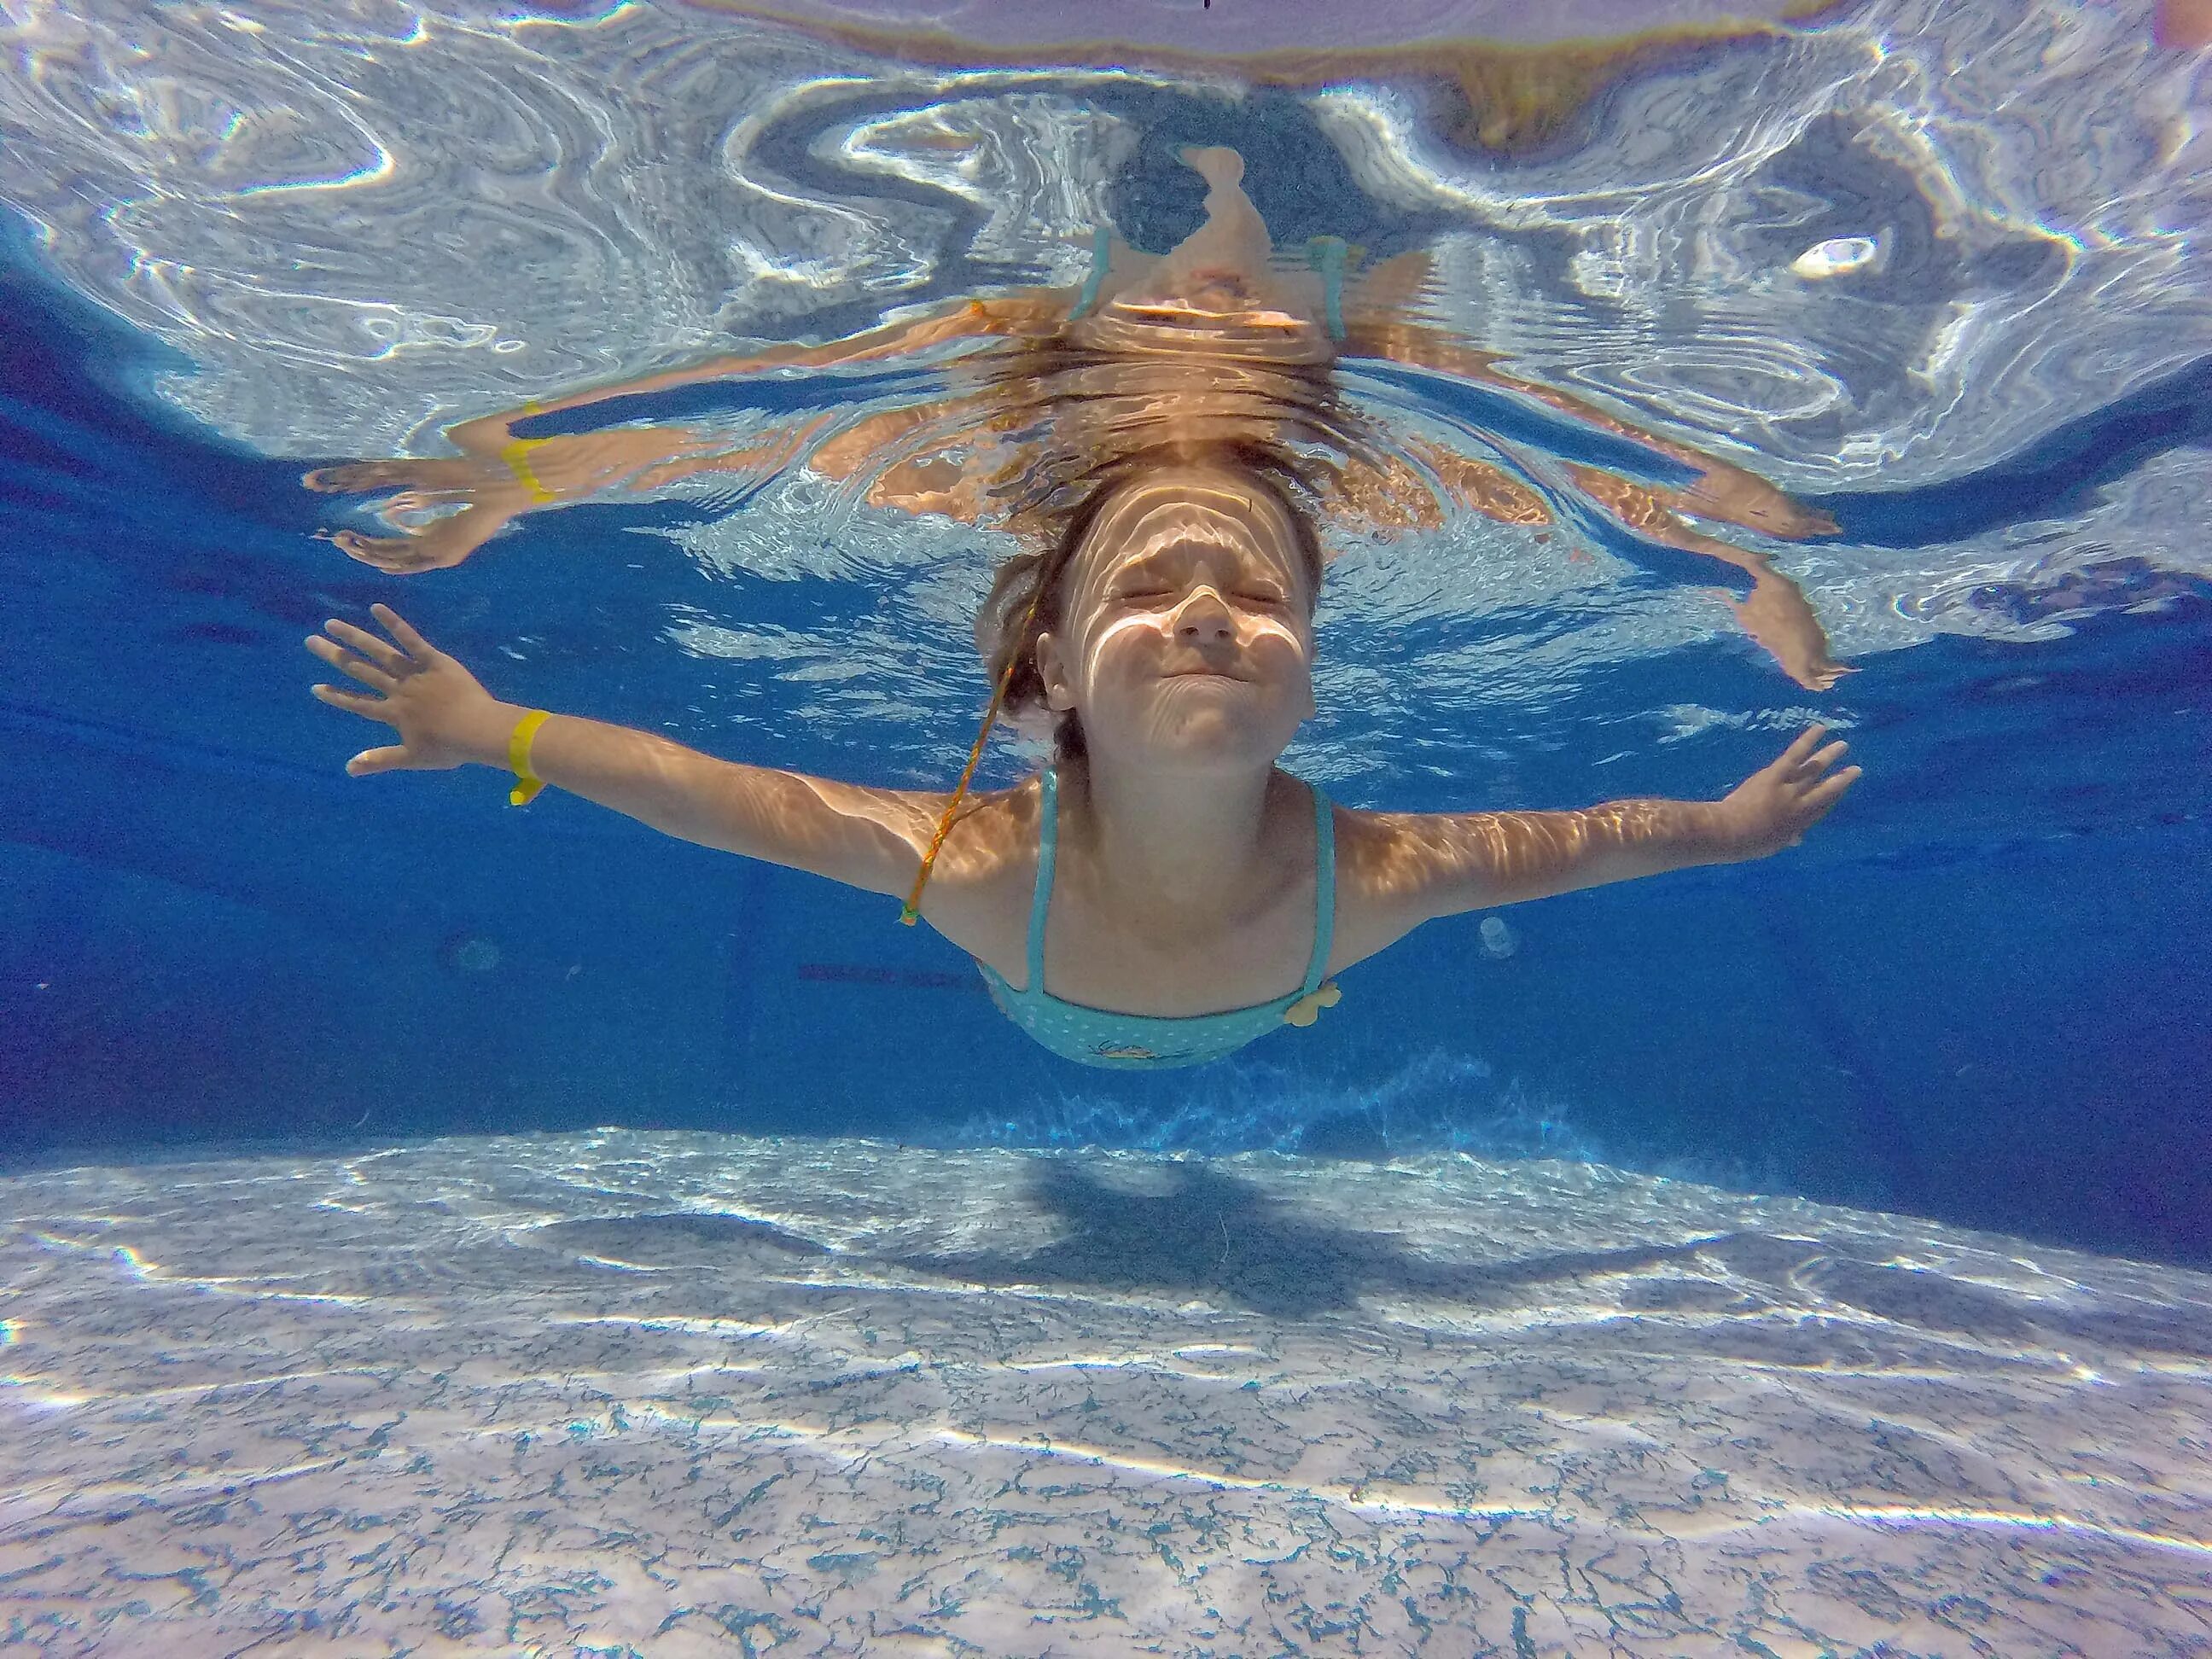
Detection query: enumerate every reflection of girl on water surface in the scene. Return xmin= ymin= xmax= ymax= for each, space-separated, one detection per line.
xmin=308 ymin=148 xmax=1859 ymax=1068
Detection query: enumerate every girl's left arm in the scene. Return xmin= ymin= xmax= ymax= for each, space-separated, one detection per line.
xmin=1353 ymin=727 xmax=1861 ymax=930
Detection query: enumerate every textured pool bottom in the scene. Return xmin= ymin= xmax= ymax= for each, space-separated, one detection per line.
xmin=1 ymin=1132 xmax=2206 ymax=1656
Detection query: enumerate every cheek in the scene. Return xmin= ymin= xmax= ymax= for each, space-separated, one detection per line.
xmin=1082 ymin=613 xmax=1167 ymax=672
xmin=1072 ymin=610 xmax=1313 ymax=700
xmin=1244 ymin=615 xmax=1313 ymax=672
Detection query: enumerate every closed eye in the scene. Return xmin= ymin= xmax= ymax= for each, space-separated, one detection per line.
xmin=1114 ymin=586 xmax=1284 ymax=608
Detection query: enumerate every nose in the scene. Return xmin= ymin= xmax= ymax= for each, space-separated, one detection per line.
xmin=1172 ymin=585 xmax=1234 ymax=642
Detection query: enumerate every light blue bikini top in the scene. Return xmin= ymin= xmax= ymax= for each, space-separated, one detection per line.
xmin=978 ymin=767 xmax=1339 ymax=1069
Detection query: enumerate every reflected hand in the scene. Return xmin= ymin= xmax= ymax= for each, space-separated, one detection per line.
xmin=306 ymin=603 xmax=515 ymax=776
xmin=1715 ymin=725 xmax=1861 ymax=858
xmin=306 ymin=458 xmax=521 ymax=574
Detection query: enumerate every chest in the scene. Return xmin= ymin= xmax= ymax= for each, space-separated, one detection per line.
xmin=1026 ymin=858 xmax=1325 ymax=1017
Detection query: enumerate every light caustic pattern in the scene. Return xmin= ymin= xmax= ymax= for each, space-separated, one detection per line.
xmin=3 ymin=1130 xmax=2209 ymax=1654
xmin=0 ymin=0 xmax=2207 ymax=755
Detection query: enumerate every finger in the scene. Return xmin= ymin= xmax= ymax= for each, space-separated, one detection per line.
xmin=306 ymin=461 xmax=420 ymax=495
xmin=1791 ymin=739 xmax=1849 ymax=778
xmin=310 ymin=682 xmax=387 ymax=717
xmin=1778 ymin=724 xmax=1827 ymax=763
xmin=325 ymin=616 xmax=410 ymax=674
xmin=305 ymin=634 xmax=396 ymax=693
xmin=1802 ymin=765 xmax=1863 ymax=812
xmin=370 ymin=603 xmax=439 ymax=659
xmin=333 ymin=530 xmax=436 ymax=573
xmin=346 ymin=746 xmax=413 ymax=776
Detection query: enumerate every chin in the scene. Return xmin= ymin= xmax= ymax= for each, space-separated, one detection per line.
xmin=1129 ymin=712 xmax=1296 ymax=772
xmin=1083 ymin=679 xmax=1305 ymax=768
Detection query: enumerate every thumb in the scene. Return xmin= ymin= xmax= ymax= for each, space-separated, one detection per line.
xmin=347 ymin=746 xmax=412 ymax=776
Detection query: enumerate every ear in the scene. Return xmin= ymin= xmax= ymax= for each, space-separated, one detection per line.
xmin=1034 ymin=629 xmax=1078 ymax=712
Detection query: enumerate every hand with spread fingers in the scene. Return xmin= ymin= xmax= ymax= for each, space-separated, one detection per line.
xmin=1714 ymin=725 xmax=1863 ymax=859
xmin=305 ymin=603 xmax=517 ymax=776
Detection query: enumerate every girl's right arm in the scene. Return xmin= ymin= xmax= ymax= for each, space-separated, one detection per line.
xmin=306 ymin=604 xmax=955 ymax=899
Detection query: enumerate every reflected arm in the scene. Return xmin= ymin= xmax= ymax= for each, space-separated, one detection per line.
xmin=309 ymin=296 xmax=1062 ymax=573
xmin=446 ymin=294 xmax=1064 ymax=454
xmin=1341 ymin=320 xmax=1837 ymax=541
xmin=1569 ymin=466 xmax=1852 ymax=691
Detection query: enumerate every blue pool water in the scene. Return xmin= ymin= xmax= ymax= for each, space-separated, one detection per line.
xmin=2 ymin=2 xmax=2209 ymax=1650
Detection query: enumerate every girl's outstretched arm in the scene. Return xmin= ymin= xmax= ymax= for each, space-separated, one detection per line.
xmin=305 ymin=604 xmax=967 ymax=901
xmin=1353 ymin=728 xmax=1861 ymax=934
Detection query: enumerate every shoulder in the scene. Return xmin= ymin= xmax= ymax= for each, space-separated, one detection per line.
xmin=911 ymin=773 xmax=1046 ymax=972
xmin=1319 ymin=799 xmax=1421 ymax=878
xmin=1318 ymin=800 xmax=1453 ymax=973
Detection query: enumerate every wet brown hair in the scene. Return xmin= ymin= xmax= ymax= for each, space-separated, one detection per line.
xmin=899 ymin=324 xmax=1360 ymax=923
xmin=974 ymin=439 xmax=1327 ymax=760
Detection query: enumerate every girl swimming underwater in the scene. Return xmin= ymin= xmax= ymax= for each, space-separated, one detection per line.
xmin=306 ymin=148 xmax=1860 ymax=1068
xmin=306 ymin=472 xmax=1855 ymax=1069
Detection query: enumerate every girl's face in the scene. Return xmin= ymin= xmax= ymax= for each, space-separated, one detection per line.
xmin=1035 ymin=463 xmax=1317 ymax=772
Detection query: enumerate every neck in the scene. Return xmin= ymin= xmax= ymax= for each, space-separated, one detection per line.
xmin=1067 ymin=748 xmax=1282 ymax=928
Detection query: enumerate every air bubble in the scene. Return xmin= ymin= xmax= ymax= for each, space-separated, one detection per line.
xmin=1479 ymin=915 xmax=1518 ymax=960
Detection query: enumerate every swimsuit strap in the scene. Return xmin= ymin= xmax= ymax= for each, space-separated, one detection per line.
xmin=1308 ymin=236 xmax=1350 ymax=341
xmin=1026 ymin=767 xmax=1334 ymax=998
xmin=1023 ymin=765 xmax=1060 ymax=992
xmin=1303 ymin=782 xmax=1336 ymax=995
xmin=1073 ymin=226 xmax=1112 ymax=318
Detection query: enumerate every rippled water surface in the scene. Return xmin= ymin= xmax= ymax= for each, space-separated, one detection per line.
xmin=9 ymin=0 xmax=2210 ymax=765
xmin=3 ymin=1 xmax=2209 ymax=1651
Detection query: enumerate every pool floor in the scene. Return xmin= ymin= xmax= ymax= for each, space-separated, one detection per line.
xmin=3 ymin=1129 xmax=2206 ymax=1655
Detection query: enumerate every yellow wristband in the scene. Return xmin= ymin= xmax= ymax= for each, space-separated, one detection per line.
xmin=500 ymin=436 xmax=556 ymax=504
xmin=507 ymin=708 xmax=552 ymax=806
